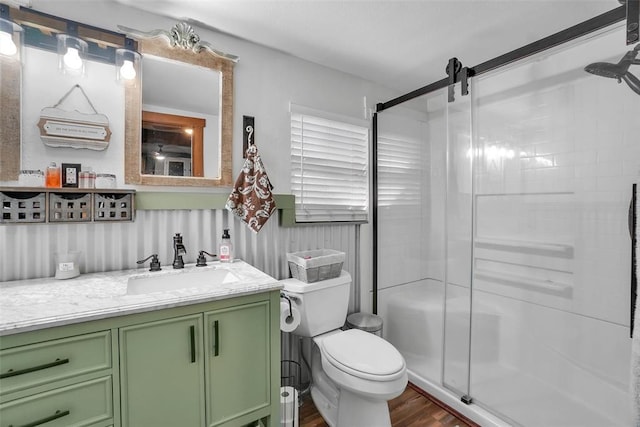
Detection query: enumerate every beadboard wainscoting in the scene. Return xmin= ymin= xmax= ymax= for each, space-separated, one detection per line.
xmin=0 ymin=208 xmax=360 ymax=311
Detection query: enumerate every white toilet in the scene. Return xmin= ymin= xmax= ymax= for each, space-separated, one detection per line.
xmin=281 ymin=271 xmax=407 ymax=427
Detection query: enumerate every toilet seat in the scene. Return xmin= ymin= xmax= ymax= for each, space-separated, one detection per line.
xmin=319 ymin=329 xmax=406 ymax=382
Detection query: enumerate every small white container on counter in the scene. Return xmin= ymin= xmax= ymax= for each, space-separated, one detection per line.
xmin=95 ymin=173 xmax=116 ymax=189
xmin=18 ymin=170 xmax=45 ymax=187
xmin=54 ymin=251 xmax=81 ymax=280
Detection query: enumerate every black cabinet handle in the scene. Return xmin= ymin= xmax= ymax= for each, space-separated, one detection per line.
xmin=189 ymin=325 xmax=196 ymax=363
xmin=0 ymin=358 xmax=69 ymax=379
xmin=213 ymin=320 xmax=219 ymax=357
xmin=9 ymin=409 xmax=70 ymax=427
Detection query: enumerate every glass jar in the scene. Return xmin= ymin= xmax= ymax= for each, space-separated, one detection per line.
xmin=18 ymin=170 xmax=45 ymax=187
xmin=45 ymin=162 xmax=61 ymax=188
xmin=78 ymin=170 xmax=96 ymax=189
xmin=95 ymin=173 xmax=116 ymax=189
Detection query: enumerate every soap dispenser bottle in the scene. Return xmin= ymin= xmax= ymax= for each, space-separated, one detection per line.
xmin=219 ymin=229 xmax=234 ymax=263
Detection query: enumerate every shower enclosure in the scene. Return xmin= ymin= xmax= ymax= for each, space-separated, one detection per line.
xmin=375 ymin=14 xmax=639 ymax=427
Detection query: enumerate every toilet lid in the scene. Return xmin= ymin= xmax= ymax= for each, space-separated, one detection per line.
xmin=320 ymin=329 xmax=405 ymax=380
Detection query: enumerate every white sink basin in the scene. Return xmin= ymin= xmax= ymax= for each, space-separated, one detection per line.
xmin=127 ymin=267 xmax=240 ymax=295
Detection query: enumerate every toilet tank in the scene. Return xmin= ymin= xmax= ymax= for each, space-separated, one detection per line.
xmin=281 ymin=271 xmax=351 ymax=337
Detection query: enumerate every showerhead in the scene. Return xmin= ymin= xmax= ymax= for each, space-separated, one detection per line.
xmin=584 ymin=61 xmax=627 ymax=79
xmin=584 ymin=44 xmax=640 ymax=94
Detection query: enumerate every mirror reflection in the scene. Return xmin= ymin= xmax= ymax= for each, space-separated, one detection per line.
xmin=141 ymin=55 xmax=220 ymax=179
xmin=142 ymin=112 xmax=197 ymax=176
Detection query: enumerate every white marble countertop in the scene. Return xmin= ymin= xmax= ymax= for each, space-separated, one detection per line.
xmin=0 ymin=260 xmax=282 ymax=336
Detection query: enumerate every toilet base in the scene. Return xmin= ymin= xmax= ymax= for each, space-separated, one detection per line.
xmin=310 ymin=384 xmax=393 ymax=427
xmin=336 ymin=388 xmax=392 ymax=427
xmin=310 ymin=386 xmax=338 ymax=427
xmin=310 ymin=349 xmax=339 ymax=426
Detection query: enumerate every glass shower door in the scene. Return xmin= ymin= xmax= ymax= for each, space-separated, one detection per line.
xmin=468 ymin=26 xmax=635 ymax=426
xmin=442 ymin=81 xmax=474 ymax=397
xmin=376 ymin=91 xmax=447 ymax=386
xmin=376 ymin=22 xmax=635 ymax=427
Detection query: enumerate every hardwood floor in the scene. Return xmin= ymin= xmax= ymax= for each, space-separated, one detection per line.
xmin=298 ymin=383 xmax=478 ymax=427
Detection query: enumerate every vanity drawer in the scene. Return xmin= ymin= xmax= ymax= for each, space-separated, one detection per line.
xmin=0 ymin=376 xmax=113 ymax=427
xmin=0 ymin=331 xmax=111 ymax=396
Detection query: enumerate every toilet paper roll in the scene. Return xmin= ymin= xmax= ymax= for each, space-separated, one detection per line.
xmin=280 ymin=386 xmax=299 ymax=427
xmin=280 ymin=301 xmax=301 ymax=333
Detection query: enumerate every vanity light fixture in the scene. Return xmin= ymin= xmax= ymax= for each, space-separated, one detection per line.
xmin=0 ymin=18 xmax=18 ymax=57
xmin=115 ymin=37 xmax=140 ymax=84
xmin=0 ymin=4 xmax=21 ymax=59
xmin=57 ymin=27 xmax=87 ymax=76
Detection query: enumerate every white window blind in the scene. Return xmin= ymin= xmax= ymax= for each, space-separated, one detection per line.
xmin=377 ymin=133 xmax=423 ymax=208
xmin=290 ymin=105 xmax=369 ymax=222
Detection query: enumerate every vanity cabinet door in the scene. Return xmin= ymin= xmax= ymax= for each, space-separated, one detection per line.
xmin=119 ymin=314 xmax=205 ymax=427
xmin=205 ymin=301 xmax=270 ymax=427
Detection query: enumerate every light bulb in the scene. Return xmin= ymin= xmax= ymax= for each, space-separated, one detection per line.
xmin=0 ymin=31 xmax=17 ymax=56
xmin=63 ymin=47 xmax=83 ymax=70
xmin=119 ymin=59 xmax=136 ymax=80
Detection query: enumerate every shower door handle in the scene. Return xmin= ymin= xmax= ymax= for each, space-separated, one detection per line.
xmin=630 ymin=184 xmax=637 ymax=338
xmin=630 ymin=184 xmax=636 ymax=240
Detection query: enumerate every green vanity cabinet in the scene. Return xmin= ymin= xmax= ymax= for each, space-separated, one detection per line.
xmin=0 ymin=289 xmax=281 ymax=427
xmin=205 ymin=301 xmax=270 ymax=427
xmin=119 ymin=314 xmax=206 ymax=427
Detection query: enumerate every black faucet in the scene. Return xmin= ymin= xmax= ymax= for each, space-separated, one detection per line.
xmin=172 ymin=233 xmax=186 ymax=269
xmin=137 ymin=254 xmax=162 ymax=271
xmin=196 ymin=250 xmax=217 ymax=267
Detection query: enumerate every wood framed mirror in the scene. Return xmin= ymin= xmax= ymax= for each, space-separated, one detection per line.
xmin=124 ymin=23 xmax=235 ymax=187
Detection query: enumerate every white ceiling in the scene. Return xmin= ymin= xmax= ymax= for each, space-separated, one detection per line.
xmin=115 ymin=0 xmax=619 ymax=94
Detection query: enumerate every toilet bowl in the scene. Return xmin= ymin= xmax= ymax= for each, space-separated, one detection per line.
xmin=281 ymin=272 xmax=408 ymax=427
xmin=311 ymin=329 xmax=407 ymax=426
xmin=318 ymin=329 xmax=406 ymax=396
